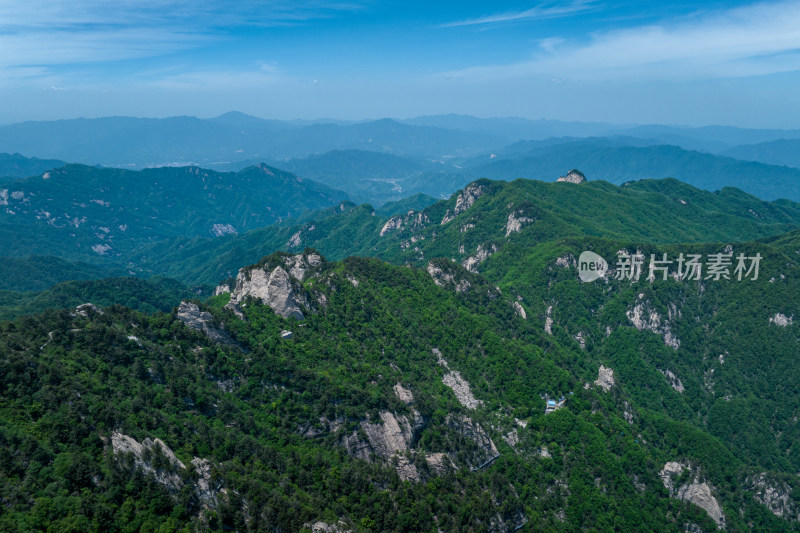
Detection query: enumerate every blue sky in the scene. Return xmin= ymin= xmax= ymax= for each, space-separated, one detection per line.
xmin=1 ymin=0 xmax=799 ymax=126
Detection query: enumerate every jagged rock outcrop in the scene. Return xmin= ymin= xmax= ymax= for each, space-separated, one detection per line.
xmin=441 ymin=183 xmax=485 ymax=224
xmin=446 ymin=414 xmax=499 ymax=467
xmin=111 ymin=432 xmax=223 ymax=507
xmin=434 ymin=348 xmax=483 ymax=409
xmin=661 ymin=369 xmax=685 ymax=393
xmin=462 ymin=243 xmax=497 ymax=273
xmin=595 ymin=365 xmax=616 ymax=391
xmin=660 ymin=462 xmax=725 ymax=529
xmin=556 ymin=169 xmax=586 ymax=184
xmin=627 ymin=298 xmax=680 ymax=349
xmin=282 ymin=251 xmax=323 ymax=282
xmin=504 ymin=210 xmax=534 ymax=236
xmin=380 ymin=210 xmax=429 ymax=237
xmin=306 ymin=520 xmax=354 ymax=533
xmin=176 ymin=301 xmax=237 ymax=346
xmin=231 ymin=266 xmax=304 ymax=320
xmin=747 ymin=472 xmax=800 ymax=521
xmin=513 ymin=301 xmax=527 ymax=319
xmin=343 ymin=410 xmax=425 ymax=481
xmin=221 ymin=251 xmax=323 ymax=321
xmin=426 ymin=260 xmax=471 ymax=292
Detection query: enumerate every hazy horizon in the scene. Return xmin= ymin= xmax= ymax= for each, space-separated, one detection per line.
xmin=2 ymin=1 xmax=800 ymax=129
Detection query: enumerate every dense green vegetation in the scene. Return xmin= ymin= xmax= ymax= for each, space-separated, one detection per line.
xmin=4 ymin=175 xmax=800 ymax=531
xmin=0 ymin=163 xmax=348 ymax=261
xmin=0 ymin=276 xmax=197 ymax=321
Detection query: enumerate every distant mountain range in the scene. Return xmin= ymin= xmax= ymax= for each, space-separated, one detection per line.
xmin=0 ymin=152 xmax=67 ymax=179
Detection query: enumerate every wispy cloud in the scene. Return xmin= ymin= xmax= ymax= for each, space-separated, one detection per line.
xmin=440 ymin=0 xmax=598 ymax=28
xmin=438 ymin=0 xmax=800 ymax=80
xmin=0 ymin=0 xmax=362 ymax=80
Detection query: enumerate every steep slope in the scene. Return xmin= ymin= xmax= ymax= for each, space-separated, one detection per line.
xmin=3 ymin=240 xmax=800 ymax=531
xmin=0 ymin=163 xmax=348 ymax=262
xmin=136 ymin=177 xmax=800 ymax=286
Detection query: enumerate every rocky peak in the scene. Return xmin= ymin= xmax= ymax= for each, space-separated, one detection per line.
xmin=226 ymin=251 xmax=324 ymax=320
xmin=556 ymin=169 xmax=586 ymax=184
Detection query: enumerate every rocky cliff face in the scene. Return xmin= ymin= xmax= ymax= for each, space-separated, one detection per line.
xmin=747 ymin=473 xmax=800 ymax=521
xmin=111 ymin=432 xmax=223 ymax=508
xmin=225 ymin=252 xmax=322 ymax=320
xmin=660 ymin=461 xmax=725 ymax=529
xmin=176 ymin=301 xmax=237 ymax=346
xmin=441 ymin=183 xmax=486 ymax=225
xmin=627 ymin=297 xmax=680 ymax=349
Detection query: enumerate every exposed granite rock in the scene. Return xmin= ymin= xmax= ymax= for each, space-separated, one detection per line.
xmin=177 ymin=301 xmax=237 ymax=346
xmin=435 ymin=348 xmax=483 ymax=409
xmin=346 ymin=410 xmax=425 ymax=481
xmin=462 ymin=243 xmax=497 ymax=273
xmin=770 ymin=313 xmax=793 ymax=327
xmin=747 ymin=472 xmax=800 ymax=521
xmin=545 ymin=305 xmax=553 ymax=334
xmin=660 ymin=462 xmax=725 ymax=529
xmin=210 ymin=223 xmax=237 ymax=237
xmin=595 ymin=365 xmax=615 ymax=391
xmin=306 ymin=520 xmax=354 ymax=533
xmin=556 ymin=169 xmax=586 ymax=184
xmin=555 ymin=254 xmax=576 ymax=268
xmin=74 ymin=303 xmax=103 ymax=318
xmin=513 ymin=301 xmax=527 ymax=320
xmin=214 ymin=284 xmax=231 ymax=296
xmin=426 ymin=260 xmax=471 ymax=292
xmin=380 ymin=210 xmax=429 ymax=237
xmin=661 ymin=369 xmax=685 ymax=393
xmin=231 ymin=266 xmax=304 ymax=320
xmin=393 ymin=383 xmax=414 ymax=405
xmin=111 ymin=432 xmax=223 ymax=507
xmin=627 ymin=299 xmax=680 ymax=349
xmin=504 ymin=210 xmax=534 ymax=236
xmin=380 ymin=215 xmax=404 ymax=236
xmin=441 ymin=183 xmax=486 ymax=224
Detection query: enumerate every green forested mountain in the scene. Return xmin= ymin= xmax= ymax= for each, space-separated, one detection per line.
xmin=459 ymin=140 xmax=800 ymax=201
xmin=131 ymin=177 xmax=800 ymax=286
xmin=3 ymin=176 xmax=800 ymax=531
xmin=0 ymin=163 xmax=348 ymax=261
xmin=0 ymin=153 xmax=67 ymax=180
xmin=0 ymin=276 xmax=195 ymax=321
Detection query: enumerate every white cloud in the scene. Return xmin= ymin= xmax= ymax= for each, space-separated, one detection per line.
xmin=438 ymin=0 xmax=800 ymax=81
xmin=440 ymin=0 xmax=598 ymax=28
xmin=0 ymin=0 xmax=362 ymax=79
